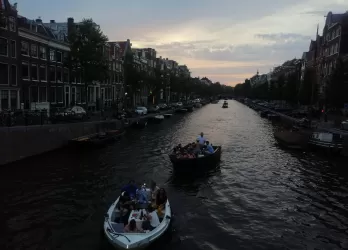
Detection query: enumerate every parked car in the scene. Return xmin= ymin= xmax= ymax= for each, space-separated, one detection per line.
xmin=69 ymin=106 xmax=88 ymax=120
xmin=135 ymin=106 xmax=148 ymax=115
xmin=341 ymin=120 xmax=348 ymax=130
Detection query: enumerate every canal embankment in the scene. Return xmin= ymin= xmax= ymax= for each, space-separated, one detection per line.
xmin=0 ymin=108 xmax=187 ymax=166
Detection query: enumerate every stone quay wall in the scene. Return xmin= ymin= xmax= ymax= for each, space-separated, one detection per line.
xmin=0 ymin=120 xmax=122 ymax=166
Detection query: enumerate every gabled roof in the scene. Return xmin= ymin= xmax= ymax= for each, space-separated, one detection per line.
xmin=18 ymin=16 xmax=58 ymax=40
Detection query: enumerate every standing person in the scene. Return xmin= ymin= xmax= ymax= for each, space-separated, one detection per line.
xmin=197 ymin=132 xmax=206 ymax=147
xmin=150 ymin=181 xmax=160 ymax=203
xmin=121 ymin=180 xmax=138 ymax=199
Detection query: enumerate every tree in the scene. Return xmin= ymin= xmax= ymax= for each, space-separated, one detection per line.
xmin=298 ymin=68 xmax=314 ymax=105
xmin=283 ymin=73 xmax=300 ymax=104
xmin=69 ymin=19 xmax=109 ymax=108
xmin=327 ymin=59 xmax=347 ymax=109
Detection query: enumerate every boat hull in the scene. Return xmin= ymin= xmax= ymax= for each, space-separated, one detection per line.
xmin=169 ymin=146 xmax=222 ymax=172
xmin=104 ymin=197 xmax=172 ymax=249
xmin=69 ymin=130 xmax=125 ymax=148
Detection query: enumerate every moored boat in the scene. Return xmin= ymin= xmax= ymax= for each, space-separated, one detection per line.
xmin=163 ymin=114 xmax=172 ymax=118
xmin=104 ymin=186 xmax=172 ymax=249
xmin=149 ymin=115 xmax=164 ymax=123
xmin=69 ymin=130 xmax=125 ymax=148
xmin=175 ymin=108 xmax=188 ymax=113
xmin=131 ymin=119 xmax=148 ymax=129
xmin=308 ymin=131 xmax=343 ymax=154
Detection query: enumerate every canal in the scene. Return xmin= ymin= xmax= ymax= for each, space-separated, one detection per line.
xmin=2 ymin=100 xmax=348 ymax=250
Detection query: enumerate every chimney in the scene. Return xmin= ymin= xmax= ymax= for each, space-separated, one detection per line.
xmin=50 ymin=20 xmax=55 ymax=23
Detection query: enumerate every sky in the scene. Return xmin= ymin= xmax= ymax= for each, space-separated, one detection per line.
xmin=13 ymin=0 xmax=348 ymax=86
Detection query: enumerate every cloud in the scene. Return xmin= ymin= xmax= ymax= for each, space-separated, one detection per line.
xmin=15 ymin=0 xmax=348 ymax=86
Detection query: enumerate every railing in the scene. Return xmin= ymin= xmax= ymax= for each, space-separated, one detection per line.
xmin=0 ymin=110 xmax=49 ymax=127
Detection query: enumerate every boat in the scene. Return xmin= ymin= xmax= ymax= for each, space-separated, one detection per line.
xmin=149 ymin=115 xmax=164 ymax=124
xmin=184 ymin=105 xmax=194 ymax=112
xmin=308 ymin=131 xmax=343 ymax=154
xmin=163 ymin=114 xmax=172 ymax=118
xmin=69 ymin=130 xmax=125 ymax=148
xmin=175 ymin=108 xmax=187 ymax=113
xmin=222 ymin=102 xmax=228 ymax=108
xmin=194 ymin=103 xmax=202 ymax=108
xmin=169 ymin=146 xmax=222 ymax=171
xmin=103 ymin=189 xmax=172 ymax=249
xmin=131 ymin=119 xmax=148 ymax=129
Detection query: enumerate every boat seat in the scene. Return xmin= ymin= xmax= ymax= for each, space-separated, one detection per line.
xmin=110 ymin=208 xmax=121 ymax=222
xmin=110 ymin=222 xmax=125 ymax=233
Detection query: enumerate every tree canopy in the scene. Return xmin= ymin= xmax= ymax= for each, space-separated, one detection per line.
xmin=68 ymin=19 xmax=109 ymax=85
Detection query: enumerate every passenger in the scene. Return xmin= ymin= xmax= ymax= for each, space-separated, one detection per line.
xmin=142 ymin=205 xmax=161 ymax=231
xmin=205 ymin=141 xmax=214 ymax=154
xmin=192 ymin=141 xmax=202 ymax=155
xmin=155 ymin=188 xmax=167 ymax=219
xmin=124 ymin=219 xmax=143 ymax=233
xmin=197 ymin=132 xmax=206 ymax=147
xmin=117 ymin=192 xmax=133 ymax=225
xmin=137 ymin=184 xmax=148 ymax=205
xmin=150 ymin=181 xmax=160 ymax=203
xmin=121 ymin=180 xmax=138 ymax=199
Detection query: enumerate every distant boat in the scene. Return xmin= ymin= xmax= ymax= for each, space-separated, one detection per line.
xmin=69 ymin=130 xmax=125 ymax=148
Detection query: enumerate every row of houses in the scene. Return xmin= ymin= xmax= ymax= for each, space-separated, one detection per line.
xmin=247 ymin=11 xmax=348 ymax=105
xmin=0 ymin=0 xmax=191 ymax=112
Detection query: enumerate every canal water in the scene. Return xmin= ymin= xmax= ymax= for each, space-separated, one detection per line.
xmin=2 ymin=101 xmax=348 ymax=250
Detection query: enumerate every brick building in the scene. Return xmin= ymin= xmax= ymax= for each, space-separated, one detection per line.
xmin=0 ymin=0 xmax=20 ymax=111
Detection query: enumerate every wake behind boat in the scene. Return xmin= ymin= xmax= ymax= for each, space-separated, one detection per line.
xmin=104 ymin=182 xmax=171 ymax=249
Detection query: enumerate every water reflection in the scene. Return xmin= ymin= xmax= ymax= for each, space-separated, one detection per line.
xmin=1 ymin=101 xmax=348 ymax=250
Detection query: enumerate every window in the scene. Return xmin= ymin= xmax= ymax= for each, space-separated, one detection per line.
xmin=21 ymin=62 xmax=29 ymax=80
xmin=56 ymin=67 xmax=62 ymax=82
xmin=39 ymin=65 xmax=47 ymax=82
xmin=56 ymin=51 xmax=62 ymax=63
xmin=63 ymin=68 xmax=69 ymax=82
xmin=30 ymin=86 xmax=38 ymax=102
xmin=0 ymin=38 xmax=8 ymax=56
xmin=0 ymin=63 xmax=9 ymax=85
xmin=63 ymin=52 xmax=69 ymax=62
xmin=50 ymin=87 xmax=56 ymax=103
xmin=76 ymin=71 xmax=81 ymax=83
xmin=49 ymin=49 xmax=55 ymax=61
xmin=11 ymin=40 xmax=16 ymax=58
xmin=76 ymin=87 xmax=81 ymax=103
xmin=49 ymin=66 xmax=55 ymax=82
xmin=1 ymin=90 xmax=9 ymax=109
xmin=57 ymin=87 xmax=63 ymax=103
xmin=11 ymin=65 xmax=17 ymax=85
xmin=9 ymin=17 xmax=16 ymax=32
xmin=31 ymin=64 xmax=38 ymax=81
xmin=21 ymin=41 xmax=29 ymax=56
xmin=0 ymin=16 xmax=7 ymax=29
xmin=10 ymin=90 xmax=17 ymax=109
xmin=30 ymin=44 xmax=38 ymax=57
xmin=71 ymin=70 xmax=76 ymax=83
xmin=39 ymin=86 xmax=47 ymax=102
xmin=39 ymin=46 xmax=46 ymax=60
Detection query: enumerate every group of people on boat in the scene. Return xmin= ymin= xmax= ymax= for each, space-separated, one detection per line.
xmin=172 ymin=132 xmax=215 ymax=159
xmin=116 ymin=180 xmax=168 ymax=233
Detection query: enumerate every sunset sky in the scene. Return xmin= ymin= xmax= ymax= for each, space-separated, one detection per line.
xmin=15 ymin=0 xmax=347 ymax=86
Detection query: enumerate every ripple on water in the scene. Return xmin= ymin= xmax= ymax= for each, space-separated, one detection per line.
xmin=1 ymin=100 xmax=348 ymax=250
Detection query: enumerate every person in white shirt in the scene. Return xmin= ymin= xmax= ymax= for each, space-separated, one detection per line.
xmin=142 ymin=206 xmax=161 ymax=231
xmin=197 ymin=132 xmax=206 ymax=147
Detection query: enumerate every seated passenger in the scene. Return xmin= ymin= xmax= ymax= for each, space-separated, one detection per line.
xmin=192 ymin=141 xmax=202 ymax=155
xmin=124 ymin=219 xmax=143 ymax=233
xmin=142 ymin=205 xmax=161 ymax=231
xmin=155 ymin=188 xmax=167 ymax=220
xmin=121 ymin=180 xmax=138 ymax=199
xmin=117 ymin=192 xmax=134 ymax=225
xmin=204 ymin=141 xmax=214 ymax=154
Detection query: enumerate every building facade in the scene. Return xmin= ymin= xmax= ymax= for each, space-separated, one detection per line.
xmin=0 ymin=0 xmax=20 ymax=111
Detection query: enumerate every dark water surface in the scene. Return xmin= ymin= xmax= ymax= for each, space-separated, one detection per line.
xmin=2 ymin=100 xmax=348 ymax=250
